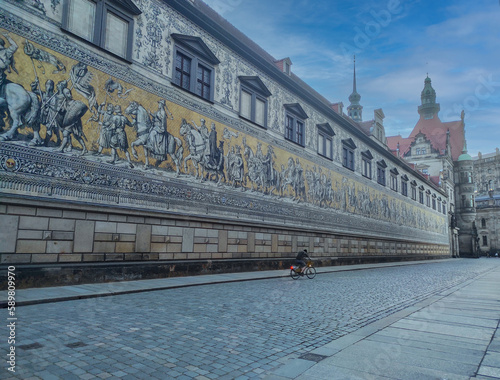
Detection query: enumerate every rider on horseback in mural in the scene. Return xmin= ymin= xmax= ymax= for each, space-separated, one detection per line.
xmin=0 ymin=33 xmax=18 ymax=129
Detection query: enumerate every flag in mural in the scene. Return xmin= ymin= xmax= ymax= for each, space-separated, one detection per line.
xmin=70 ymin=62 xmax=98 ymax=120
xmin=23 ymin=40 xmax=66 ymax=74
xmin=104 ymin=78 xmax=133 ymax=99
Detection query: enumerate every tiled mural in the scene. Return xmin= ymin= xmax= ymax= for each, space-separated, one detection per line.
xmin=0 ymin=2 xmax=448 ymax=248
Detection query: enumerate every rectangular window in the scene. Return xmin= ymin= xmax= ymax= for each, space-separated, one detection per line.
xmin=239 ymin=77 xmax=270 ymax=128
xmin=240 ymin=90 xmax=252 ymax=120
xmin=285 ymin=113 xmax=305 ymax=146
xmin=175 ymin=53 xmax=191 ymax=90
xmin=419 ymin=191 xmax=424 ymax=204
xmin=377 ymin=166 xmax=386 ymax=186
xmin=443 ymin=204 xmax=446 ymax=215
xmin=411 ymin=186 xmax=417 ymax=200
xmin=255 ymin=98 xmax=266 ymax=126
xmin=296 ymin=121 xmax=304 ymax=146
xmin=432 ymin=198 xmax=436 ymax=210
xmin=318 ymin=134 xmax=333 ymax=160
xmin=63 ymin=0 xmax=137 ymax=60
xmin=402 ymin=180 xmax=408 ymax=196
xmin=438 ymin=201 xmax=441 ymax=212
xmin=426 ymin=194 xmax=431 ymax=207
xmin=362 ymin=158 xmax=372 ymax=179
xmin=104 ymin=10 xmax=128 ymax=58
xmin=197 ymin=65 xmax=211 ymax=100
xmin=285 ymin=115 xmax=294 ymax=141
xmin=482 ymin=236 xmax=488 ymax=246
xmin=390 ymin=175 xmax=398 ymax=191
xmin=68 ymin=0 xmax=96 ymax=41
xmin=342 ymin=147 xmax=355 ymax=171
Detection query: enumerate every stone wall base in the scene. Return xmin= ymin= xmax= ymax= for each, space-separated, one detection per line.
xmin=1 ymin=255 xmax=443 ymax=289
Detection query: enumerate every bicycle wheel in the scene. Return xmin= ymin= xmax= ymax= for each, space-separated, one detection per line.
xmin=290 ymin=269 xmax=300 ymax=280
xmin=305 ymin=267 xmax=316 ymax=279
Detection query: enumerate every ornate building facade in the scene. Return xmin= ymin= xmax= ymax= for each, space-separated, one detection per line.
xmin=474 ymin=149 xmax=500 ymax=255
xmin=387 ymin=77 xmax=475 ymax=257
xmin=0 ymin=0 xmax=450 ymax=286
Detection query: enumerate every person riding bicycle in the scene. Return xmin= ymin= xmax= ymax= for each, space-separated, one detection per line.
xmin=295 ymin=249 xmax=310 ymax=274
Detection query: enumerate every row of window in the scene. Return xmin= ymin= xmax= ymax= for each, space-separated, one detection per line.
xmin=62 ymin=1 xmax=446 ymax=215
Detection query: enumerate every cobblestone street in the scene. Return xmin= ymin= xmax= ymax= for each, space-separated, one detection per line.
xmin=3 ymin=259 xmax=500 ymax=379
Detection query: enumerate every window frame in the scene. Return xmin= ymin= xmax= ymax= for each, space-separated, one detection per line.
xmin=377 ymin=160 xmax=387 ymax=186
xmin=171 ymin=34 xmax=220 ymax=103
xmin=401 ymin=175 xmax=409 ymax=197
xmin=411 ymin=181 xmax=417 ymax=201
xmin=361 ymin=150 xmax=373 ymax=179
xmin=342 ymin=139 xmax=356 ymax=171
xmin=238 ymin=76 xmax=271 ymax=129
xmin=284 ymin=104 xmax=308 ymax=147
xmin=317 ymin=123 xmax=335 ymax=160
xmin=61 ymin=0 xmax=139 ymax=61
xmin=390 ymin=168 xmax=399 ymax=192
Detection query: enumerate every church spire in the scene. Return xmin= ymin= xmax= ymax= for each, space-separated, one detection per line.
xmin=348 ymin=55 xmax=363 ymax=122
xmin=418 ymin=75 xmax=440 ymax=119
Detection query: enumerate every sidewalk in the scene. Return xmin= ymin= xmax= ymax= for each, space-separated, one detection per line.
xmin=265 ymin=261 xmax=500 ymax=380
xmin=1 ymin=259 xmax=452 ymax=307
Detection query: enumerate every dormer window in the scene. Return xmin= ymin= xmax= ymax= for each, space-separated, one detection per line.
xmin=62 ymin=0 xmax=141 ymax=60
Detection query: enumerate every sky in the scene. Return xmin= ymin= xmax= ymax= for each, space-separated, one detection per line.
xmin=203 ymin=0 xmax=500 ymax=157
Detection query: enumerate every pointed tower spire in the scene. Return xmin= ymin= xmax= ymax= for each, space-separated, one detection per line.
xmin=418 ymin=75 xmax=440 ymax=119
xmin=348 ymin=55 xmax=363 ymax=122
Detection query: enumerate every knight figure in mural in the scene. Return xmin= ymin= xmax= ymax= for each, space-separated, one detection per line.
xmin=125 ymin=100 xmax=183 ymax=174
xmin=94 ymin=102 xmax=115 ymax=156
xmin=0 ymin=33 xmax=41 ymax=144
xmin=108 ymin=105 xmax=134 ymax=168
xmin=145 ymin=99 xmax=174 ymax=162
xmin=57 ymin=87 xmax=88 ymax=155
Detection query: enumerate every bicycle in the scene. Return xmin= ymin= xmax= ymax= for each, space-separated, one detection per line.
xmin=290 ymin=259 xmax=317 ymax=280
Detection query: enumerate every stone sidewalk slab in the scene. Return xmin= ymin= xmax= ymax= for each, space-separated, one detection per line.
xmin=266 ymin=263 xmax=500 ymax=380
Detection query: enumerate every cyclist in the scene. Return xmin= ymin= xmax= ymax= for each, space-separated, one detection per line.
xmin=295 ymin=249 xmax=310 ymax=274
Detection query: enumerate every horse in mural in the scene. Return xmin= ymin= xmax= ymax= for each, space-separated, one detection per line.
xmin=179 ymin=118 xmax=207 ymax=179
xmin=125 ymin=101 xmax=183 ymax=175
xmin=242 ymin=138 xmax=266 ymax=192
xmin=203 ymin=140 xmax=226 ymax=185
xmin=0 ymin=82 xmax=42 ymax=145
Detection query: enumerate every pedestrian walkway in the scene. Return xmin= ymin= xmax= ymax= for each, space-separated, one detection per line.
xmin=1 ymin=259 xmax=451 ymax=307
xmin=264 ymin=261 xmax=500 ymax=380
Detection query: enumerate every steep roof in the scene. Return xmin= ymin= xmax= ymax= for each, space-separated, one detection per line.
xmin=387 ymin=115 xmax=464 ymax=161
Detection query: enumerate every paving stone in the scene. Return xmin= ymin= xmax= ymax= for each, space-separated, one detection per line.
xmin=8 ymin=260 xmax=500 ymax=379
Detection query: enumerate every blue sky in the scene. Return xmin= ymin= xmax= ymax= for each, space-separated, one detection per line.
xmin=203 ymin=0 xmax=500 ymax=157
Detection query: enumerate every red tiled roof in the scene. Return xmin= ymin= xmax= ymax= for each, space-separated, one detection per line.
xmin=410 ymin=115 xmax=464 ymax=161
xmin=387 ymin=114 xmax=464 ymax=161
xmin=387 ymin=135 xmax=412 ymax=156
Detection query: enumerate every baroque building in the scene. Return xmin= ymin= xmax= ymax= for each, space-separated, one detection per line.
xmin=474 ymin=149 xmax=500 ymax=255
xmin=0 ymin=0 xmax=450 ymax=286
xmin=387 ymin=76 xmax=475 ymax=257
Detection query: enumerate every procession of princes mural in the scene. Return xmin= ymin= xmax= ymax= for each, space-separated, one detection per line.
xmin=0 ymin=32 xmax=444 ymax=234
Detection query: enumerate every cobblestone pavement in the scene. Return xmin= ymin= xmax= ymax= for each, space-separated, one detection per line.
xmin=3 ymin=259 xmax=500 ymax=379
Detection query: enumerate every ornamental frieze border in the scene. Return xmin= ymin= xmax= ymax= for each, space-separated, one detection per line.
xmin=0 ymin=144 xmax=447 ymax=246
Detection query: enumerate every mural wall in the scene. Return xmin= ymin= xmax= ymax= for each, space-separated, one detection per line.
xmin=0 ymin=0 xmax=450 ymax=274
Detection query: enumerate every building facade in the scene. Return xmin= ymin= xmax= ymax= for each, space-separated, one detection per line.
xmin=387 ymin=76 xmax=475 ymax=257
xmin=474 ymin=149 xmax=500 ymax=255
xmin=0 ymin=0 xmax=450 ymax=286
